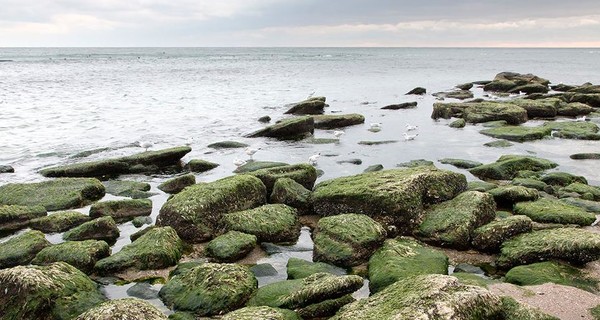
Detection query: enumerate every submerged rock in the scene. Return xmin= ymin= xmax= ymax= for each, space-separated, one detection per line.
xmin=158 ymin=174 xmax=196 ymax=194
xmin=246 ymin=116 xmax=314 ymax=140
xmin=570 ymin=153 xmax=600 ymax=160
xmin=270 ymin=178 xmax=312 ymax=215
xmin=89 ymin=199 xmax=152 ymax=222
xmin=223 ymin=306 xmax=300 ymax=320
xmin=207 ymin=141 xmax=249 ymax=149
xmin=311 ymin=113 xmax=365 ymax=129
xmin=28 ymin=210 xmax=90 ymax=233
xmin=469 ymin=155 xmax=558 ymax=181
xmin=542 ymin=121 xmax=600 ymax=140
xmin=381 ymin=102 xmax=417 ymax=110
xmin=63 ymin=216 xmax=120 ymax=244
xmin=480 ymin=125 xmax=551 ymax=142
xmin=0 ymin=230 xmax=50 ymax=269
xmin=157 ymin=175 xmax=266 ymax=242
xmin=406 ymin=87 xmax=426 ymax=95
xmin=0 ymin=204 xmax=46 ymax=235
xmin=397 ymin=159 xmax=434 ymax=168
xmin=284 ymin=97 xmax=326 ymax=115
xmin=0 ymin=262 xmax=106 ymax=320
xmin=471 ymin=215 xmax=533 ymax=252
xmin=505 ymin=261 xmax=598 ymax=293
xmin=159 ymin=263 xmax=257 ymax=316
xmin=313 ymin=213 xmax=386 ymax=267
xmin=223 ymin=204 xmax=300 ymax=243
xmin=76 ymin=298 xmax=167 ymax=320
xmin=0 ymin=178 xmax=105 ymax=211
xmin=184 ymin=159 xmax=219 ymax=173
xmin=205 ymin=231 xmax=257 ymax=262
xmin=438 ymin=158 xmax=483 ymax=169
xmin=484 ymin=139 xmax=514 ymax=148
xmin=32 ymin=240 xmax=110 ymax=274
xmin=513 ymin=198 xmax=596 ymax=226
xmin=368 ymin=237 xmax=449 ymax=293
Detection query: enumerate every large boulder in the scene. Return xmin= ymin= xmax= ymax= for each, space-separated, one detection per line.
xmin=0 ymin=230 xmax=50 ymax=269
xmin=157 ymin=175 xmax=266 ymax=242
xmin=223 ymin=306 xmax=300 ymax=320
xmin=497 ymin=228 xmax=600 ymax=269
xmin=0 ymin=178 xmax=105 ymax=211
xmin=416 ymin=191 xmax=496 ymax=249
xmin=29 ymin=211 xmax=90 ymax=233
xmin=368 ymin=237 xmax=449 ymax=293
xmin=76 ymin=298 xmax=167 ymax=320
xmin=311 ymin=167 xmax=467 ymax=233
xmin=480 ymin=125 xmax=551 ymax=142
xmin=284 ymin=97 xmax=326 ymax=115
xmin=0 ymin=204 xmax=46 ymax=235
xmin=540 ymin=172 xmax=587 ymax=187
xmin=431 ymin=102 xmax=528 ymax=125
xmin=0 ymin=165 xmax=14 ymax=173
xmin=246 ymin=116 xmax=314 ymax=140
xmin=32 ymin=240 xmax=110 ymax=274
xmin=560 ymin=182 xmax=600 ymax=201
xmin=0 ymin=262 xmax=106 ymax=319
xmin=313 ymin=213 xmax=386 ymax=267
xmin=234 ymin=160 xmax=289 ymax=173
xmin=469 ymin=155 xmax=558 ymax=181
xmin=488 ymin=185 xmax=539 ymax=206
xmin=513 ymin=198 xmax=596 ymax=226
xmin=159 ymin=263 xmax=257 ymax=316
xmin=286 ymin=257 xmax=346 ymax=280
xmin=331 ymin=274 xmax=503 ymax=320
xmin=270 ymin=178 xmax=312 ymax=215
xmin=63 ymin=216 xmax=120 ymax=244
xmin=557 ymin=102 xmax=594 ymax=116
xmin=40 ymin=160 xmax=130 ymax=178
xmin=311 ymin=113 xmax=365 ymax=129
xmin=158 ymin=174 xmax=196 ymax=194
xmin=207 ymin=141 xmax=248 ymax=149
xmin=184 ymin=159 xmax=219 ymax=173
xmin=205 ymin=231 xmax=257 ymax=262
xmin=223 ymin=204 xmax=300 ymax=243
xmin=566 ymin=93 xmax=600 ymax=108
xmin=509 ymin=98 xmax=560 ymax=118
xmin=246 ymin=163 xmax=317 ymax=194
xmin=542 ymin=121 xmax=600 ymax=140
xmin=95 ymin=226 xmax=183 ymax=274
xmin=102 ymin=180 xmax=153 ymax=198
xmin=505 ymin=261 xmax=598 ymax=293
xmin=471 ymin=216 xmax=533 ymax=253
xmin=89 ymin=199 xmax=152 ymax=222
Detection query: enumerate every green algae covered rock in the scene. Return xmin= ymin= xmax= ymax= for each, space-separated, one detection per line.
xmin=297 ymin=295 xmax=355 ymax=319
xmin=431 ymin=101 xmax=528 ymax=125
xmin=312 ymin=167 xmax=467 ymax=233
xmin=541 ymin=172 xmax=587 ymax=187
xmin=76 ymin=298 xmax=167 ymax=320
xmin=184 ymin=159 xmax=219 ymax=173
xmin=505 ymin=261 xmax=598 ymax=293
xmin=0 ymin=178 xmax=105 ymax=211
xmin=222 ymin=306 xmax=300 ymax=320
xmin=0 ymin=262 xmax=106 ymax=320
xmin=438 ymin=158 xmax=482 ymax=169
xmin=500 ymin=296 xmax=560 ymax=320
xmin=0 ymin=204 xmax=46 ymax=235
xmin=63 ymin=216 xmax=120 ymax=244
xmin=248 ymin=272 xmax=363 ymax=310
xmin=158 ymin=174 xmax=196 ymax=194
xmin=286 ymin=257 xmax=345 ymax=280
xmin=467 ymin=180 xmax=498 ymax=192
xmin=484 ymin=139 xmax=514 ymax=148
xmin=157 ymin=175 xmax=267 ymax=242
xmin=205 ymin=231 xmax=257 ymax=262
xmin=449 ymin=118 xmax=466 ymax=128
xmin=511 ymin=178 xmax=551 ymax=192
xmin=562 ymin=197 xmax=600 ymax=213
xmin=497 ymin=228 xmax=600 ymax=269
xmin=29 ymin=211 xmax=91 ymax=233
xmin=488 ymin=185 xmax=539 ymax=206
xmin=102 ymin=180 xmax=152 ymax=198
xmin=332 ymin=274 xmax=503 ymax=320
xmin=246 ymin=163 xmax=317 ymax=194
xmin=270 ymin=177 xmax=312 ymax=215
xmin=311 ymin=113 xmax=365 ymax=129
xmin=469 ymin=155 xmax=558 ymax=181
xmin=0 ymin=230 xmax=50 ymax=269
xmin=510 ymin=98 xmax=559 ymax=118
xmin=368 ymin=237 xmax=449 ymax=293
xmin=543 ymin=121 xmax=600 ymax=140
xmin=514 ymin=198 xmax=596 ymax=226
xmin=246 ymin=116 xmax=314 ymax=140
xmin=285 ymin=97 xmax=326 ymax=115
xmin=159 ymin=263 xmax=257 ymax=316
xmin=557 ymin=102 xmax=594 ymax=116
xmin=234 ymin=160 xmax=289 ymax=173
xmin=561 ymin=182 xmax=600 ymax=201
xmin=95 ymin=226 xmax=183 ymax=274
xmin=89 ymin=199 xmax=152 ymax=222
xmin=118 ymin=146 xmax=192 ymax=169
xmin=32 ymin=240 xmax=110 ymax=274
xmin=313 ymin=213 xmax=386 ymax=267
xmin=452 ymin=272 xmax=499 ymax=288
xmin=471 ymin=215 xmax=533 ymax=252
xmin=480 ymin=125 xmax=551 ymax=142
xmin=223 ymin=204 xmax=300 ymax=243
xmin=416 ymin=191 xmax=496 ymax=249
xmin=207 ymin=141 xmax=248 ymax=149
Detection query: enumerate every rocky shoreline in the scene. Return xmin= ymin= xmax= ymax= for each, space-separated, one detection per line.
xmin=2 ymin=72 xmax=600 ymax=319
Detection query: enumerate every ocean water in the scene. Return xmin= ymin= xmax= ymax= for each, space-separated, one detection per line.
xmin=1 ymin=47 xmax=600 ymax=310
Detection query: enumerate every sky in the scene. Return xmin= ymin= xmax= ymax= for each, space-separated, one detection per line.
xmin=1 ymin=0 xmax=600 ymax=47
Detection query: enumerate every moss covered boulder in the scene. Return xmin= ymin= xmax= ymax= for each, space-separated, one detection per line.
xmin=207 ymin=141 xmax=248 ymax=149
xmin=158 ymin=174 xmax=195 ymax=194
xmin=513 ymin=198 xmax=596 ymax=226
xmin=89 ymin=199 xmax=152 ymax=222
xmin=368 ymin=237 xmax=449 ymax=293
xmin=449 ymin=118 xmax=466 ymax=128
xmin=223 ymin=204 xmax=300 ymax=243
xmin=246 ymin=116 xmax=314 ymax=140
xmin=500 ymin=296 xmax=559 ymax=320
xmin=557 ymin=102 xmax=594 ymax=116
xmin=102 ymin=180 xmax=153 ymax=198
xmin=29 ymin=211 xmax=90 ymax=233
xmin=286 ymin=257 xmax=345 ymax=280
xmin=32 ymin=240 xmax=110 ymax=274
xmin=543 ymin=121 xmax=600 ymax=140
xmin=431 ymin=101 xmax=528 ymax=125
xmin=284 ymin=97 xmax=326 ymax=115
xmin=505 ymin=261 xmax=598 ymax=293
xmin=561 ymin=182 xmax=600 ymax=201
xmin=234 ymin=160 xmax=289 ymax=173
xmin=40 ymin=159 xmax=130 ymax=178
xmin=0 ymin=262 xmax=106 ymax=320
xmin=159 ymin=263 xmax=257 ymax=316
xmin=469 ymin=155 xmax=558 ymax=181
xmin=246 ymin=163 xmax=317 ymax=195
xmin=248 ymin=273 xmax=363 ymax=311
xmin=438 ymin=158 xmax=483 ymax=169
xmin=184 ymin=159 xmax=219 ymax=173
xmin=270 ymin=177 xmax=312 ymax=215
xmin=480 ymin=125 xmax=551 ymax=142
xmin=157 ymin=175 xmax=266 ymax=242
xmin=332 ymin=274 xmax=503 ymax=320
xmin=510 ymin=98 xmax=560 ymax=118
xmin=95 ymin=226 xmax=183 ymax=274
xmin=540 ymin=172 xmax=587 ymax=187
xmin=497 ymin=228 xmax=600 ymax=269
xmin=312 ymin=167 xmax=467 ymax=233
xmin=488 ymin=185 xmax=539 ymax=206
xmin=222 ymin=306 xmax=300 ymax=320
xmin=471 ymin=216 xmax=533 ymax=252
xmin=205 ymin=231 xmax=257 ymax=262
xmin=0 ymin=204 xmax=46 ymax=235
xmin=0 ymin=230 xmax=50 ymax=269
xmin=76 ymin=298 xmax=167 ymax=320
xmin=467 ymin=181 xmax=498 ymax=192
xmin=567 ymin=93 xmax=600 ymax=108
xmin=63 ymin=216 xmax=120 ymax=244
xmin=312 ymin=213 xmax=386 ymax=267
xmin=511 ymin=178 xmax=551 ymax=192
xmin=416 ymin=191 xmax=496 ymax=249
xmin=311 ymin=113 xmax=365 ymax=129
xmin=0 ymin=178 xmax=105 ymax=211
xmin=562 ymin=197 xmax=600 ymax=213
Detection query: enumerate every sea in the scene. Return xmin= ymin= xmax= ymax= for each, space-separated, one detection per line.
xmin=1 ymin=47 xmax=600 ymax=311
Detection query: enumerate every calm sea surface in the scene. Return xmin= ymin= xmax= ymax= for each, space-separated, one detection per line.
xmin=1 ymin=47 xmax=600 ymax=309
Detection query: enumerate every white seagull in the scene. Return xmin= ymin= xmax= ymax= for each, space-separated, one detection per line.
xmin=140 ymin=141 xmax=153 ymax=151
xmin=575 ymin=116 xmax=587 ymax=122
xmin=233 ymin=159 xmax=247 ymax=167
xmin=369 ymin=123 xmax=382 ymax=132
xmin=403 ymin=132 xmax=418 ymax=141
xmin=245 ymin=147 xmax=260 ymax=160
xmin=406 ymin=124 xmax=418 ymax=131
xmin=308 ymin=153 xmax=321 ymax=166
xmin=333 ymin=130 xmax=345 ymax=138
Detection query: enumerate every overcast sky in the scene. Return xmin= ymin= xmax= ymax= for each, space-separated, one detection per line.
xmin=1 ymin=0 xmax=600 ymax=47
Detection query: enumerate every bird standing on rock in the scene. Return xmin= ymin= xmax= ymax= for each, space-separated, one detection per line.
xmin=245 ymin=147 xmax=259 ymax=160
xmin=141 ymin=141 xmax=152 ymax=151
xmin=233 ymin=159 xmax=247 ymax=167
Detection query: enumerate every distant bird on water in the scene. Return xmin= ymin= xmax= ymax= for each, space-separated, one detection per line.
xmin=308 ymin=153 xmax=321 ymax=166
xmin=369 ymin=123 xmax=382 ymax=132
xmin=406 ymin=124 xmax=418 ymax=131
xmin=333 ymin=130 xmax=345 ymax=138
xmin=245 ymin=147 xmax=260 ymax=160
xmin=403 ymin=132 xmax=418 ymax=141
